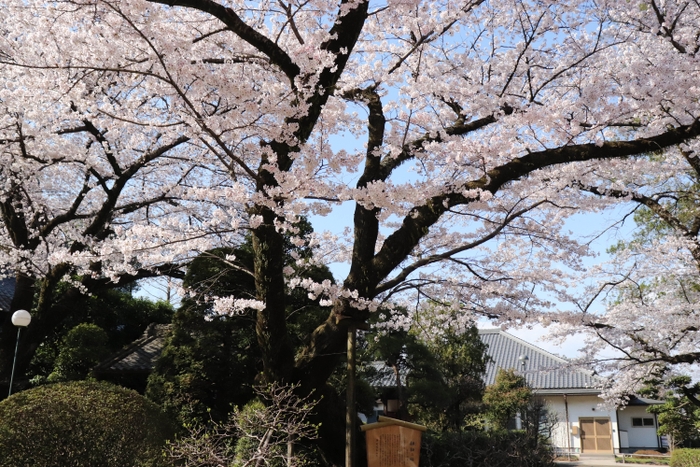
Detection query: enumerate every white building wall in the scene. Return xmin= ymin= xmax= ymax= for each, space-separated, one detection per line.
xmin=617 ymin=405 xmax=660 ymax=449
xmin=544 ymin=396 xmax=572 ymax=451
xmin=540 ymin=394 xmax=620 ymax=453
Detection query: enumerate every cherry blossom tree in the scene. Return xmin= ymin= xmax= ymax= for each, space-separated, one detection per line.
xmin=3 ymin=0 xmax=700 ymax=460
xmin=0 ymin=37 xmax=234 ymax=384
xmin=551 ymin=146 xmax=700 ymax=404
xmin=534 ymin=1 xmax=700 ymax=405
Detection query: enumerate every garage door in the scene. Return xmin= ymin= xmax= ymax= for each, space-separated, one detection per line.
xmin=580 ymin=418 xmax=612 ymax=452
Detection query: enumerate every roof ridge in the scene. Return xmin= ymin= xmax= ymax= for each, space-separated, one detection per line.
xmin=481 ymin=328 xmax=570 ymax=364
xmin=93 ymin=333 xmax=162 ymax=371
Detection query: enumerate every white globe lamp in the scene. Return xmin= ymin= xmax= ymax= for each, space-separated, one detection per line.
xmin=8 ymin=309 xmax=31 ymax=397
xmin=11 ymin=310 xmax=31 ymax=327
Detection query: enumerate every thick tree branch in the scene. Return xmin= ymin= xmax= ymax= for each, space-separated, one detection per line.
xmin=372 ymin=119 xmax=700 ymax=287
xmin=289 ymin=0 xmax=369 ymax=147
xmin=377 ymin=104 xmax=515 ymax=178
xmin=343 ymin=87 xmax=385 ymax=297
xmin=375 ymin=200 xmax=550 ymax=294
xmin=146 ymin=0 xmax=301 ymax=82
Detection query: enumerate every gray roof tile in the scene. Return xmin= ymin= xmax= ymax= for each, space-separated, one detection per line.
xmin=94 ymin=323 xmax=171 ymax=374
xmin=479 ymin=328 xmax=599 ymax=392
xmin=364 ymin=361 xmax=406 ymax=388
xmin=365 ymin=329 xmax=599 ymax=394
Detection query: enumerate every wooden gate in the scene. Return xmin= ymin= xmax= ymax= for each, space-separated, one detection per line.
xmin=580 ymin=418 xmax=612 ymax=452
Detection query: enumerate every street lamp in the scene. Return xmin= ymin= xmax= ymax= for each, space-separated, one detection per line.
xmin=518 ymin=354 xmax=529 ymax=368
xmin=8 ymin=310 xmax=31 ymax=397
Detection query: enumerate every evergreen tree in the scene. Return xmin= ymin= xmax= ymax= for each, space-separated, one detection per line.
xmin=360 ymin=309 xmax=489 ymax=431
xmin=415 ymin=325 xmax=489 ymax=431
xmin=46 ymin=323 xmax=110 ymax=383
xmin=645 ymin=376 xmax=700 ymax=449
xmin=148 ymin=223 xmax=335 ymax=424
xmin=483 ymin=369 xmax=532 ymax=431
xmin=27 ymin=288 xmax=174 ymax=387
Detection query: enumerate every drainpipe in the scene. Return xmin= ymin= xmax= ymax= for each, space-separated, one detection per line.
xmin=654 ymin=412 xmax=661 ymax=450
xmin=564 ymin=394 xmax=572 ymax=460
xmin=616 ymin=407 xmax=621 ymax=455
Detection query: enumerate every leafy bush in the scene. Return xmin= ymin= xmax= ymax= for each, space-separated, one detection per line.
xmin=616 ymin=456 xmax=669 ymax=465
xmin=421 ymin=430 xmax=554 ymax=467
xmin=0 ymin=381 xmax=175 ymax=467
xmin=47 ymin=323 xmax=110 ymax=383
xmin=671 ymin=449 xmax=700 ymax=467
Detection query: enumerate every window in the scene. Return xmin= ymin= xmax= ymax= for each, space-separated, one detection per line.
xmin=632 ymin=417 xmax=654 ymax=427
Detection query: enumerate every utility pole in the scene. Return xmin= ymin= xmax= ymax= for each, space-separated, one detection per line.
xmin=346 ymin=324 xmax=357 ymax=467
xmin=342 ymin=317 xmax=369 ymax=467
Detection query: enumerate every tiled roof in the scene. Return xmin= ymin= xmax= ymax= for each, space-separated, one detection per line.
xmin=93 ymin=324 xmax=600 ymax=395
xmin=479 ymin=329 xmax=599 ymax=393
xmin=366 ymin=330 xmax=599 ymax=394
xmin=364 ymin=361 xmax=406 ymax=388
xmin=94 ymin=323 xmax=172 ymax=374
xmin=0 ymin=277 xmax=15 ymax=313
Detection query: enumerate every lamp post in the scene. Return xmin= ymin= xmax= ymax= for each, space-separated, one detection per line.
xmin=516 ymin=354 xmax=529 ymax=430
xmin=518 ymin=354 xmax=529 ymax=368
xmin=8 ymin=309 xmax=31 ymax=397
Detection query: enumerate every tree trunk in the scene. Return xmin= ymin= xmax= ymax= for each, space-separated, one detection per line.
xmin=252 ymin=207 xmax=295 ymax=384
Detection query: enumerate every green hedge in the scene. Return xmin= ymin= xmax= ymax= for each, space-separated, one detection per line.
xmin=421 ymin=430 xmax=554 ymax=467
xmin=0 ymin=381 xmax=175 ymax=467
xmin=671 ymin=449 xmax=700 ymax=467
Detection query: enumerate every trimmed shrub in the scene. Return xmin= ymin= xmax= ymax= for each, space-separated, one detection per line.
xmin=671 ymin=449 xmax=700 ymax=467
xmin=0 ymin=381 xmax=175 ymax=467
xmin=421 ymin=430 xmax=554 ymax=467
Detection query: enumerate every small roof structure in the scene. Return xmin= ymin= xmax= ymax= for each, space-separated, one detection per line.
xmin=479 ymin=328 xmax=600 ymax=394
xmin=364 ymin=361 xmax=406 ymax=389
xmin=0 ymin=277 xmax=15 ymax=313
xmin=94 ymin=323 xmax=171 ymax=375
